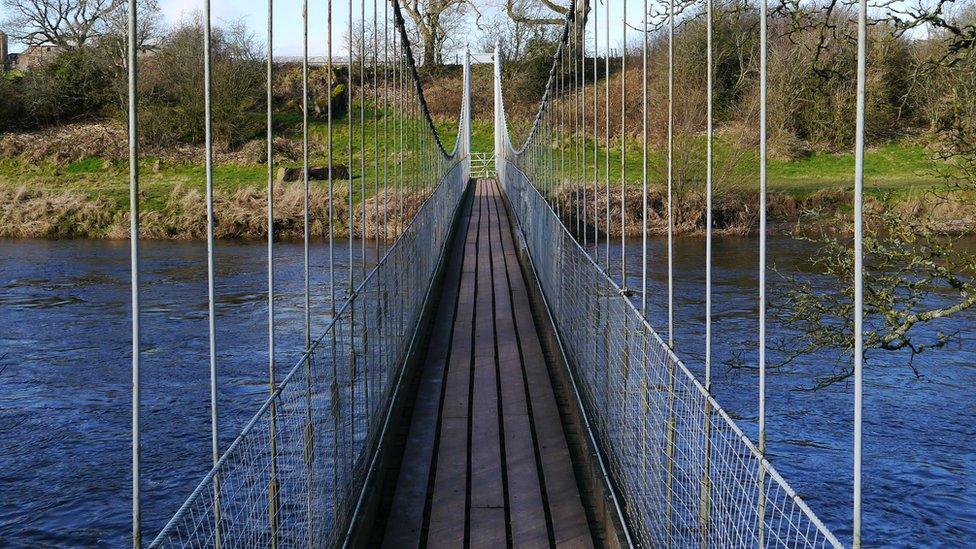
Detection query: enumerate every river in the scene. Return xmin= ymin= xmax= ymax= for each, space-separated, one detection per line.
xmin=0 ymin=236 xmax=973 ymax=547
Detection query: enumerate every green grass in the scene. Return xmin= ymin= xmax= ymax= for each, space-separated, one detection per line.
xmin=0 ymin=102 xmax=948 ymax=222
xmin=0 ymin=104 xmax=480 ymax=216
xmin=0 ymin=157 xmax=269 ymax=211
xmin=64 ymin=157 xmax=106 ymax=174
xmin=767 ymin=143 xmax=940 ymax=195
xmin=542 ymin=133 xmax=944 ymax=197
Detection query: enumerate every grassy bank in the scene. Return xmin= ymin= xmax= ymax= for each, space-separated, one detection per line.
xmin=546 ymin=132 xmax=945 ymax=194
xmin=1 ymin=109 xmax=972 ymax=238
xmin=0 ymin=111 xmax=494 ymax=239
xmin=512 ymin=128 xmax=975 ymax=236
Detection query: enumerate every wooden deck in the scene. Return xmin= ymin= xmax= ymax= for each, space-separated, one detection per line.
xmin=380 ymin=179 xmax=594 ymax=548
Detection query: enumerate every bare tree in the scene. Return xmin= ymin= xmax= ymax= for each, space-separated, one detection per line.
xmin=709 ymin=0 xmax=976 ymax=389
xmin=1 ymin=0 xmax=125 ymax=49
xmin=476 ymin=9 xmax=556 ymax=59
xmin=102 ymin=0 xmax=162 ymax=62
xmin=506 ymin=0 xmax=565 ymax=26
xmin=401 ymin=0 xmax=469 ymax=65
xmin=753 ymin=196 xmax=976 ymax=389
xmin=505 ymin=0 xmax=587 ymax=39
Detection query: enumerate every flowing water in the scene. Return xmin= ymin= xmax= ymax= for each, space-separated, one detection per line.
xmin=0 ymin=238 xmax=382 ymax=547
xmin=0 ymin=236 xmax=973 ymax=547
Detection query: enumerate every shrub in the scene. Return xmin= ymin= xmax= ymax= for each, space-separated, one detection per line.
xmin=274 ymin=64 xmax=348 ymax=119
xmin=327 ymin=83 xmax=348 ymax=119
xmin=765 ymin=17 xmax=916 ymax=150
xmin=20 ymin=49 xmax=114 ymax=126
xmin=502 ymin=35 xmax=559 ymax=118
xmin=136 ymin=19 xmax=265 ymax=148
xmin=0 ymin=73 xmax=26 ymax=132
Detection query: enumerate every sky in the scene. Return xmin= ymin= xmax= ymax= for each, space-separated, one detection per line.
xmin=1 ymin=0 xmax=637 ymax=56
xmin=155 ymin=0 xmax=634 ymax=56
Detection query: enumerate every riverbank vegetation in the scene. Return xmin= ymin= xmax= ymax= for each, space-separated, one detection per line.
xmin=0 ymin=111 xmax=481 ymax=238
xmin=2 ymin=1 xmax=976 ymax=240
xmin=3 ymin=115 xmax=971 ymax=238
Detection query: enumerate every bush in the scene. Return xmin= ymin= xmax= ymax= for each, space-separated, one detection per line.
xmin=327 ymin=83 xmax=348 ymax=119
xmin=502 ymin=36 xmax=558 ymax=118
xmin=765 ymin=18 xmax=915 ymax=150
xmin=136 ymin=20 xmax=265 ymax=148
xmin=20 ymin=49 xmax=114 ymax=126
xmin=274 ymin=64 xmax=348 ymax=119
xmin=417 ymin=65 xmax=463 ymax=119
xmin=0 ymin=73 xmax=26 ymax=132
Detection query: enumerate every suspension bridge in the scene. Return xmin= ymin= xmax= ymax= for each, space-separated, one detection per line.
xmin=119 ymin=0 xmax=876 ymax=546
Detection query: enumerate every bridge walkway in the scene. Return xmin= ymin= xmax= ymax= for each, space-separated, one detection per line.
xmin=379 ymin=179 xmax=594 ymax=548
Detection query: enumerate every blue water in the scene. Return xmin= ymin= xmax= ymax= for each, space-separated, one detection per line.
xmin=0 ymin=238 xmax=381 ymax=547
xmin=0 ymin=235 xmax=973 ymax=547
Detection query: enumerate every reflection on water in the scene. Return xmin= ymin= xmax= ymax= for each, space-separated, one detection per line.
xmin=0 ymin=235 xmax=973 ymax=547
xmin=592 ymin=235 xmax=976 ymax=547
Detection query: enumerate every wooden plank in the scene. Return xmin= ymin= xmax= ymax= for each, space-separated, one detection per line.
xmin=384 ymin=179 xmax=595 ymax=547
xmin=486 ymin=186 xmax=550 ymax=548
xmin=382 ymin=182 xmax=476 ymax=548
xmin=469 ymin=180 xmax=505 ymax=515
xmin=490 ymin=182 xmax=593 ymax=547
xmin=469 ymin=508 xmax=507 ymax=549
xmin=426 ymin=416 xmax=468 ymax=547
xmin=427 ymin=185 xmax=484 ymax=545
xmin=477 ymin=173 xmax=507 ymax=541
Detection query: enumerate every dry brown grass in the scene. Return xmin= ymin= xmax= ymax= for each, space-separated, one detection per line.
xmin=356 ymin=188 xmax=426 ymax=240
xmin=0 ymin=124 xmax=128 ymax=165
xmin=552 ymin=184 xmax=761 ymax=236
xmin=0 ymin=185 xmax=120 ymax=238
xmin=549 ymin=184 xmax=976 ymax=236
xmin=0 ymin=122 xmax=313 ymax=167
xmin=141 ymin=182 xmax=355 ymax=240
xmin=4 ymin=180 xmax=973 ymax=239
xmin=0 ymin=181 xmax=436 ymax=239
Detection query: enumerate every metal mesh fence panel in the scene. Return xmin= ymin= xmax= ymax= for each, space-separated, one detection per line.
xmin=497 ymin=161 xmax=842 ymax=549
xmin=149 ymin=161 xmax=467 ymax=548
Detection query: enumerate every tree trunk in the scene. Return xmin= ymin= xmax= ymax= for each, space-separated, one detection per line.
xmin=422 ymin=15 xmax=438 ymax=66
xmin=423 ymin=37 xmax=436 ymax=66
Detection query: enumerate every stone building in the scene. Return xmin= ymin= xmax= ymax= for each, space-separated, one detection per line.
xmin=11 ymin=45 xmax=60 ymax=71
xmin=0 ymin=33 xmax=64 ymax=72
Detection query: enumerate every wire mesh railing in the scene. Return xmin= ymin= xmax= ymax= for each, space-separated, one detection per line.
xmin=150 ymin=160 xmax=467 ymax=547
xmin=136 ymin=0 xmax=473 ymax=544
xmin=498 ymin=161 xmax=840 ymax=548
xmin=492 ymin=2 xmax=844 ymax=545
